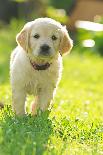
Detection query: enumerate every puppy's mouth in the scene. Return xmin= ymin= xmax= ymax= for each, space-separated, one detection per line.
xmin=38 ymin=51 xmax=54 ymax=59
xmin=38 ymin=54 xmax=54 ymax=60
xmin=29 ymin=59 xmax=51 ymax=71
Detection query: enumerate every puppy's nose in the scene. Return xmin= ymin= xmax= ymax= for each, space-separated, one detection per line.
xmin=40 ymin=44 xmax=50 ymax=52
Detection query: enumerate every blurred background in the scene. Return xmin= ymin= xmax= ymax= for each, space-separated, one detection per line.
xmin=0 ymin=0 xmax=103 ymax=83
xmin=1 ymin=1 xmax=103 ymax=154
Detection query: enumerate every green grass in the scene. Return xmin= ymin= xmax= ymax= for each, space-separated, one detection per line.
xmin=0 ymin=21 xmax=103 ymax=155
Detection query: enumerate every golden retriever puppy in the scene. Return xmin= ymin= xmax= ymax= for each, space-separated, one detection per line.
xmin=10 ymin=18 xmax=73 ymax=115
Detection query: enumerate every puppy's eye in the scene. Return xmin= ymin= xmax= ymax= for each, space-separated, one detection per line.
xmin=52 ymin=35 xmax=57 ymax=41
xmin=33 ymin=34 xmax=40 ymax=39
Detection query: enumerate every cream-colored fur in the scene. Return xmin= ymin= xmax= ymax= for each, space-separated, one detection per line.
xmin=10 ymin=18 xmax=73 ymax=115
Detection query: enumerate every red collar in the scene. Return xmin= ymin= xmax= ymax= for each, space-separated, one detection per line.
xmin=30 ymin=59 xmax=51 ymax=71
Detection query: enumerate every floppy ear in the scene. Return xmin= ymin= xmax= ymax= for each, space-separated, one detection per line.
xmin=16 ymin=24 xmax=30 ymax=52
xmin=60 ymin=27 xmax=73 ymax=55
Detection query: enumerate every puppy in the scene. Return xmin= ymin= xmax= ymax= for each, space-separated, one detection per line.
xmin=10 ymin=18 xmax=73 ymax=115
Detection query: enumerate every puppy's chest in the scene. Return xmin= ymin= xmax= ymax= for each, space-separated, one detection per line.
xmin=25 ymin=69 xmax=57 ymax=94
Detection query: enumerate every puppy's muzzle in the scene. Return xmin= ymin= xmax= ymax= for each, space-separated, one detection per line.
xmin=40 ymin=44 xmax=51 ymax=56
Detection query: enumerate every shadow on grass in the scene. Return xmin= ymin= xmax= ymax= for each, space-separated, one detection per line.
xmin=0 ymin=106 xmax=53 ymax=155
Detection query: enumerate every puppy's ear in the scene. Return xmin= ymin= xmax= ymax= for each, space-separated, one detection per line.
xmin=60 ymin=26 xmax=73 ymax=55
xmin=16 ymin=22 xmax=31 ymax=52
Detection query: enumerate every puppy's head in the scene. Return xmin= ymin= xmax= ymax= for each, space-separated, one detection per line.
xmin=16 ymin=18 xmax=73 ymax=60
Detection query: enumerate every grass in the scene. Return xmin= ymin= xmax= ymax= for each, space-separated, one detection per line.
xmin=0 ymin=20 xmax=103 ymax=155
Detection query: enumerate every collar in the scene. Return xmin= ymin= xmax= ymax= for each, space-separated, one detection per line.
xmin=30 ymin=59 xmax=51 ymax=71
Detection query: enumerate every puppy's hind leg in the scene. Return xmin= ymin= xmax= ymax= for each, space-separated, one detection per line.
xmin=12 ymin=89 xmax=26 ymax=116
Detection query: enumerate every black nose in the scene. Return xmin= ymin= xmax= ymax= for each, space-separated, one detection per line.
xmin=40 ymin=44 xmax=50 ymax=52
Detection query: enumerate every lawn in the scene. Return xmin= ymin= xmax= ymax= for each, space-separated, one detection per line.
xmin=0 ymin=21 xmax=103 ymax=155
